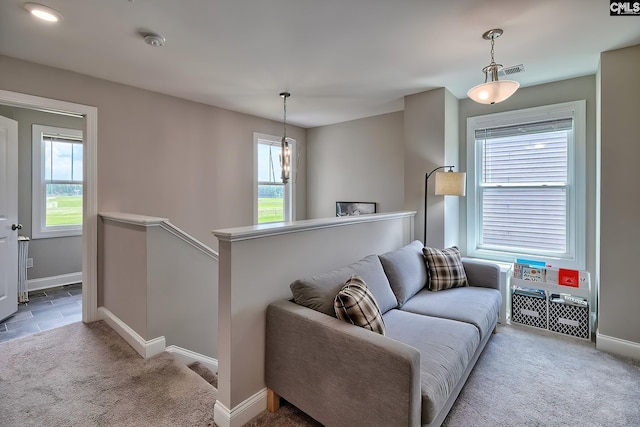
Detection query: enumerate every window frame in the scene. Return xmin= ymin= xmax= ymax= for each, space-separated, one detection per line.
xmin=466 ymin=100 xmax=586 ymax=269
xmin=253 ymin=132 xmax=295 ymax=224
xmin=32 ymin=124 xmax=84 ymax=239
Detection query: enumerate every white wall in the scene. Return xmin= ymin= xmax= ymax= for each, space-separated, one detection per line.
xmin=306 ymin=111 xmax=404 ymax=219
xmin=598 ymin=44 xmax=640 ymax=355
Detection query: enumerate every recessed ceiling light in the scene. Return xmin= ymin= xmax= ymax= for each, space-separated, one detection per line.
xmin=24 ymin=3 xmax=63 ymax=22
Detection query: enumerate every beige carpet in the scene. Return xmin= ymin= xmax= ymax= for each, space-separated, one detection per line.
xmin=0 ymin=321 xmax=217 ymax=427
xmin=246 ymin=324 xmax=640 ymax=426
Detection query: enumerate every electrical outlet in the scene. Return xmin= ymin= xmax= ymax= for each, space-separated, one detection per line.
xmin=26 ymin=258 xmax=33 ymax=268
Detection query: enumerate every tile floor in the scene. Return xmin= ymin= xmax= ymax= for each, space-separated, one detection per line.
xmin=0 ymin=283 xmax=82 ymax=343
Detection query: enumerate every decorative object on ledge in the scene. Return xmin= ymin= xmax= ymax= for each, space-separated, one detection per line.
xmin=424 ymin=166 xmax=466 ymax=245
xmin=279 ymin=91 xmax=291 ymax=184
xmin=336 ymin=201 xmax=377 ymax=217
xmin=467 ymin=28 xmax=519 ymax=105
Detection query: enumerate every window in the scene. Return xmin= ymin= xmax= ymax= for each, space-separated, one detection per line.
xmin=32 ymin=124 xmax=83 ymax=239
xmin=466 ymin=101 xmax=586 ymax=269
xmin=254 ymin=133 xmax=295 ymax=224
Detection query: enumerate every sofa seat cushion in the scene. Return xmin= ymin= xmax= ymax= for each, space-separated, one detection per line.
xmin=379 ymin=240 xmax=428 ymax=306
xmin=291 ymin=255 xmax=398 ymax=317
xmin=400 ymin=287 xmax=501 ymax=339
xmin=383 ymin=309 xmax=480 ymax=425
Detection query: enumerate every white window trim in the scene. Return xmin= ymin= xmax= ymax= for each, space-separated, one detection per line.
xmin=32 ymin=124 xmax=83 ymax=239
xmin=466 ymin=100 xmax=586 ymax=270
xmin=253 ymin=132 xmax=296 ymax=224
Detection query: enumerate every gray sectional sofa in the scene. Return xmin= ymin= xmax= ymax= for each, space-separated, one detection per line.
xmin=266 ymin=240 xmax=501 ymax=427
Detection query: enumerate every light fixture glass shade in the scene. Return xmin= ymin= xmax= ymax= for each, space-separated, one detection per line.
xmin=24 ymin=3 xmax=63 ymax=22
xmin=467 ymin=80 xmax=519 ymax=105
xmin=280 ymin=137 xmax=290 ymax=183
xmin=434 ymin=172 xmax=466 ymax=196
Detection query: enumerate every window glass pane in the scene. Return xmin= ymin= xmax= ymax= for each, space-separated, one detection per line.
xmin=45 ymin=183 xmax=83 ymax=226
xmin=72 ymin=144 xmax=83 ymax=181
xmin=257 ymin=184 xmax=284 ymax=223
xmin=51 ymin=141 xmax=73 ymax=181
xmin=257 ymin=142 xmax=281 ymax=183
xmin=481 ymin=187 xmax=566 ymax=252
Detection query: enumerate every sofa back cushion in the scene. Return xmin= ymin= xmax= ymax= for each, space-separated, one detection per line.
xmin=379 ymin=240 xmax=428 ymax=306
xmin=290 ymin=255 xmax=398 ymax=317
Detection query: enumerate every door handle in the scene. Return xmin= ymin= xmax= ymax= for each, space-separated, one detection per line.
xmin=11 ymin=223 xmax=23 ymax=231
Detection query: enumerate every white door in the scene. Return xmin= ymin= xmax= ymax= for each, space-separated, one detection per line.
xmin=0 ymin=115 xmax=19 ymax=322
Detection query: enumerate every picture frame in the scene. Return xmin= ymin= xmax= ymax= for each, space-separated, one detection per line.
xmin=336 ymin=201 xmax=377 ymax=217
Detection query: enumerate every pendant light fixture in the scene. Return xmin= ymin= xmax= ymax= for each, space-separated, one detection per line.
xmin=279 ymin=91 xmax=291 ymax=184
xmin=467 ymin=29 xmax=519 ymax=105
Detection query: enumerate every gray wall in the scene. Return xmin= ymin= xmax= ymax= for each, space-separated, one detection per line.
xmin=306 ymin=111 xmax=404 ymax=218
xmin=404 ymin=88 xmax=461 ymax=248
xmin=0 ymin=55 xmax=307 ymax=252
xmin=0 ymin=105 xmax=83 ymax=280
xmin=598 ymin=44 xmax=640 ymax=346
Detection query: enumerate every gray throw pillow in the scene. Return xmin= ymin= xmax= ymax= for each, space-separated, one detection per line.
xmin=334 ymin=275 xmax=386 ymax=335
xmin=422 ymin=246 xmax=468 ymax=291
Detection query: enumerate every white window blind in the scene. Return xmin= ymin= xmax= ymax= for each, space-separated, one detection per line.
xmin=476 ymin=118 xmax=572 ymax=253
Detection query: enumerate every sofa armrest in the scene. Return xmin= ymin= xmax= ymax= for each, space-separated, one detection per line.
xmin=461 ymin=258 xmax=501 ymax=290
xmin=266 ymin=300 xmax=421 ymax=427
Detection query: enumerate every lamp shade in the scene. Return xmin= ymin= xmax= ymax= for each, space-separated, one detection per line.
xmin=434 ymin=171 xmax=466 ymax=196
xmin=467 ymin=80 xmax=519 ymax=105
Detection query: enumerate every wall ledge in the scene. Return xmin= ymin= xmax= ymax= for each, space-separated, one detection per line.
xmin=213 ymin=211 xmax=416 ymax=243
xmin=100 ymin=212 xmax=169 ymax=227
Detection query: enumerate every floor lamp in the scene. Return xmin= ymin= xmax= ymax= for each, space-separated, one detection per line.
xmin=424 ymin=166 xmax=467 ymax=246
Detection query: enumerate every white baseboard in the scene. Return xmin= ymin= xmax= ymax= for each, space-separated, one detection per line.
xmin=165 ymin=345 xmax=218 ymax=373
xmin=98 ymin=307 xmax=166 ymax=359
xmin=214 ymin=388 xmax=267 ymax=427
xmin=596 ymin=332 xmax=640 ymax=361
xmin=27 ymin=272 xmax=82 ymax=292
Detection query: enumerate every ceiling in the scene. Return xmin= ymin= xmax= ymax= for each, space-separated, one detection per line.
xmin=1 ymin=1 xmax=639 ymax=128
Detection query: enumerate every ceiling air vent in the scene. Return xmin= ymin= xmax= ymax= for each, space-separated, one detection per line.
xmin=499 ymin=64 xmax=525 ymax=77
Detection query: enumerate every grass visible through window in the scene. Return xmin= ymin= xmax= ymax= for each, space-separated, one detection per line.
xmin=46 ymin=195 xmax=83 ymax=226
xmin=258 ymin=197 xmax=284 ymax=223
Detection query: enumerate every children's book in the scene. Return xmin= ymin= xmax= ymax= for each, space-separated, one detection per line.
xmin=522 ymin=267 xmax=545 ymax=282
xmin=558 ymin=268 xmax=580 ymax=287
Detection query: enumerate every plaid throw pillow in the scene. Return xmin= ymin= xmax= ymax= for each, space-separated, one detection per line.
xmin=334 ymin=275 xmax=386 ymax=335
xmin=422 ymin=246 xmax=468 ymax=291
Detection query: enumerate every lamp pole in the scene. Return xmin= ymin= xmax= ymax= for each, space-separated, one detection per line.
xmin=424 ymin=165 xmax=455 ymax=246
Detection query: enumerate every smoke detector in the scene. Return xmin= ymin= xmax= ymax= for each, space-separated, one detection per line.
xmin=143 ymin=33 xmax=165 ymax=47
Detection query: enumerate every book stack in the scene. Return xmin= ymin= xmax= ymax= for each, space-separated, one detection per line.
xmin=513 ymin=259 xmax=586 ymax=288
